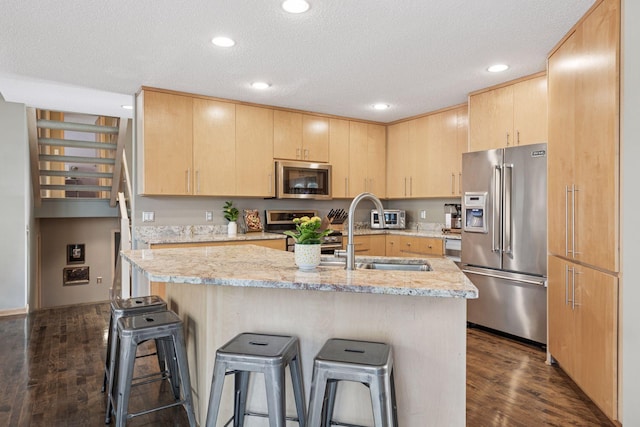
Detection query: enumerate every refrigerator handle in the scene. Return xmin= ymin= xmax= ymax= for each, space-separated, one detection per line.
xmin=503 ymin=163 xmax=513 ymax=255
xmin=492 ymin=165 xmax=501 ymax=252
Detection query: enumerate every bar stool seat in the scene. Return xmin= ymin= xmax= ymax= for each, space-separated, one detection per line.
xmin=307 ymin=338 xmax=398 ymax=427
xmin=102 ymin=296 xmax=167 ymax=393
xmin=106 ymin=310 xmax=197 ymax=427
xmin=205 ymin=332 xmax=306 ymax=427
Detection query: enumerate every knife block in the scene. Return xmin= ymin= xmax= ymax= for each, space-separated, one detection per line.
xmin=323 ymin=216 xmax=344 ymax=232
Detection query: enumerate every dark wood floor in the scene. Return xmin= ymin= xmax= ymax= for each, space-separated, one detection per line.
xmin=0 ymin=303 xmax=614 ymax=426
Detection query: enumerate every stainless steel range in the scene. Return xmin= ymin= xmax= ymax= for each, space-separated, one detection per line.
xmin=264 ymin=210 xmax=343 ymax=254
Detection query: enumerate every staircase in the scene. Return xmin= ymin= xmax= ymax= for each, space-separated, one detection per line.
xmin=27 ymin=108 xmax=129 ymax=212
xmin=27 ymin=108 xmax=134 ymax=298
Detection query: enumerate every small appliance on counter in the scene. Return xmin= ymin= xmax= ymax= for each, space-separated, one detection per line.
xmin=444 ymin=203 xmax=462 ymax=233
xmin=370 ymin=209 xmax=406 ymax=229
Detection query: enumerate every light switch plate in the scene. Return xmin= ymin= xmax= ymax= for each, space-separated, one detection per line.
xmin=205 ymin=211 xmax=213 ymax=221
xmin=142 ymin=211 xmax=155 ymax=222
xmin=420 ymin=210 xmax=427 ymax=219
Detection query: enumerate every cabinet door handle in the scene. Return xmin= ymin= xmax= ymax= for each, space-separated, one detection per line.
xmin=304 ymin=148 xmax=309 ymax=160
xmin=516 ymin=130 xmax=520 ymax=145
xmin=296 ymin=148 xmax=301 ymax=159
xmin=571 ymin=267 xmax=577 ymax=311
xmin=404 ymin=177 xmax=407 ymax=197
xmin=451 ymin=173 xmax=455 ymax=194
xmin=564 ymin=265 xmax=570 ymax=306
xmin=186 ymin=169 xmax=190 ymax=193
xmin=565 ymin=185 xmax=569 ymax=256
xmin=572 ymin=185 xmax=580 ymax=257
xmin=409 ymin=177 xmax=413 ymax=196
xmin=458 ymin=172 xmax=462 ymax=194
xmin=506 ymin=131 xmax=510 ymax=146
xmin=195 ymin=170 xmax=200 ymax=194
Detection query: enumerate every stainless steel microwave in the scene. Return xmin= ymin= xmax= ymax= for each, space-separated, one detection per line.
xmin=371 ymin=209 xmax=406 ymax=229
xmin=275 ymin=161 xmax=332 ymax=200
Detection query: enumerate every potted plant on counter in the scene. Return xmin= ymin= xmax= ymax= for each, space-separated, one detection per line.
xmin=223 ymin=201 xmax=239 ymax=236
xmin=284 ymin=216 xmax=331 ymax=270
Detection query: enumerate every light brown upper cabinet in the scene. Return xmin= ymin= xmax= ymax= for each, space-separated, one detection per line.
xmin=386 ymin=121 xmax=410 ymax=198
xmin=386 ymin=105 xmax=467 ymax=198
xmin=329 ymin=118 xmax=350 ymax=198
xmin=348 ymin=122 xmax=386 ymax=197
xmin=192 ymin=98 xmax=236 ymax=196
xmin=235 ymin=105 xmax=275 ymax=197
xmin=468 ymin=74 xmax=547 ymax=152
xmin=137 ymin=90 xmax=194 ymax=195
xmin=273 ymin=110 xmax=329 ymax=162
xmin=547 ymin=0 xmax=619 ymax=273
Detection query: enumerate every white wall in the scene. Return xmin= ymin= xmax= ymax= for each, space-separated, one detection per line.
xmin=0 ymin=99 xmax=28 ymax=312
xmin=622 ymin=0 xmax=639 ymax=424
xmin=39 ymin=217 xmax=118 ymax=307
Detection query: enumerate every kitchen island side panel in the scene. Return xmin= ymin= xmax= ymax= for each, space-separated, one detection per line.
xmin=165 ymin=283 xmax=467 ymax=427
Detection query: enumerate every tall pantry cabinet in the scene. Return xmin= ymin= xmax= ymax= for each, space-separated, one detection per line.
xmin=547 ymin=0 xmax=620 ymax=421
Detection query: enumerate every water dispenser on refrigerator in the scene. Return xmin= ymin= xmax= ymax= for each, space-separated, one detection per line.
xmin=463 ymin=192 xmax=488 ymax=233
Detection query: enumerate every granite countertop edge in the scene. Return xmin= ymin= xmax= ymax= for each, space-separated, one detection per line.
xmin=138 ymin=228 xmax=461 ymax=245
xmin=122 ymin=245 xmax=477 ymax=299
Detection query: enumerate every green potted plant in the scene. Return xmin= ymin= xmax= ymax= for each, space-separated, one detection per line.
xmin=284 ymin=216 xmax=331 ymax=270
xmin=223 ymin=201 xmax=239 ymax=236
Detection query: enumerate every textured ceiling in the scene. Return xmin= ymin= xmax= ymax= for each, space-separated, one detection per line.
xmin=0 ymin=0 xmax=595 ymax=122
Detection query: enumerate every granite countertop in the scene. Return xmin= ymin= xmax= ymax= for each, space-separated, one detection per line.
xmin=121 ymin=245 xmax=477 ymax=299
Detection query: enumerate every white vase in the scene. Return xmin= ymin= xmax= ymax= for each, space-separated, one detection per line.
xmin=294 ymin=243 xmax=321 ymax=271
xmin=227 ymin=221 xmax=237 ymax=237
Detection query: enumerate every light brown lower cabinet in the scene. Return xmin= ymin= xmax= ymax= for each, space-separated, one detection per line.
xmin=386 ymin=235 xmax=444 ymax=257
xmin=548 ymin=255 xmax=618 ymax=420
xmin=344 ymin=235 xmax=387 ymax=256
xmin=148 ymin=239 xmax=286 ymax=298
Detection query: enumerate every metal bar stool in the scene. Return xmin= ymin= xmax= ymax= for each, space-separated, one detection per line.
xmin=307 ymin=338 xmax=398 ymax=427
xmin=205 ymin=333 xmax=306 ymax=427
xmin=102 ymin=295 xmax=167 ymax=393
xmin=105 ymin=310 xmax=197 ymax=427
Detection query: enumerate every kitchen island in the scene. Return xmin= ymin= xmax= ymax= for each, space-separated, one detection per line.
xmin=121 ymin=244 xmax=477 ymax=426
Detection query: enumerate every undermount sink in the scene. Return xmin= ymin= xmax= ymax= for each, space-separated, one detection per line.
xmin=319 ymin=258 xmax=431 ymax=272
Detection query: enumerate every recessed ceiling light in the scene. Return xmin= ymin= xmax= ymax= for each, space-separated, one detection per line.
xmin=121 ymin=105 xmax=133 ymax=110
xmin=373 ymin=103 xmax=390 ymax=110
xmin=251 ymin=81 xmax=271 ymax=90
xmin=211 ymin=36 xmax=235 ymax=47
xmin=487 ymin=64 xmax=509 ymax=73
xmin=282 ymin=0 xmax=310 ymax=14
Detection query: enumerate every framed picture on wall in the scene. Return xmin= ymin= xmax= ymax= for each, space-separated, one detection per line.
xmin=63 ymin=266 xmax=90 ymax=285
xmin=67 ymin=243 xmax=85 ymax=264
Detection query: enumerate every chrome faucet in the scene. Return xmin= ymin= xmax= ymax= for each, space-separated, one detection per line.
xmin=346 ymin=192 xmax=386 ymax=270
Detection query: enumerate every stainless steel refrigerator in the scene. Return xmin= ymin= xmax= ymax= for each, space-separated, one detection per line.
xmin=461 ymin=143 xmax=547 ymax=344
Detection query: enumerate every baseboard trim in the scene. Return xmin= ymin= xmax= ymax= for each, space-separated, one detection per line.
xmin=0 ymin=306 xmax=28 ymax=317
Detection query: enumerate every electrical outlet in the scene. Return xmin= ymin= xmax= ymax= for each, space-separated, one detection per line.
xmin=205 ymin=211 xmax=213 ymax=221
xmin=97 ymin=276 xmax=102 ymax=284
xmin=420 ymin=210 xmax=427 ymax=219
xmin=142 ymin=211 xmax=155 ymax=222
